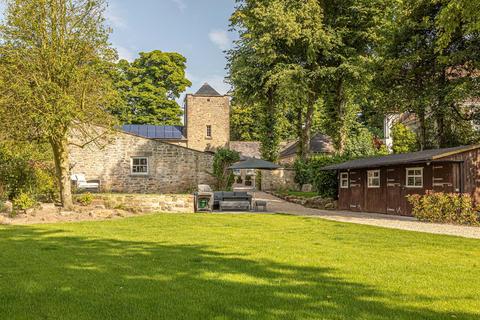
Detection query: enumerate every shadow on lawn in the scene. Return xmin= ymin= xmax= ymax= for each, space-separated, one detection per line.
xmin=0 ymin=226 xmax=477 ymax=320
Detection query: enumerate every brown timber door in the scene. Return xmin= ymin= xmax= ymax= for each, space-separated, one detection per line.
xmin=433 ymin=163 xmax=455 ymax=193
xmin=349 ymin=170 xmax=364 ymax=211
xmin=386 ymin=167 xmax=404 ymax=215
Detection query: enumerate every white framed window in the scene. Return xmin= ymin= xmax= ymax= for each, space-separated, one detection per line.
xmin=206 ymin=125 xmax=212 ymax=138
xmin=131 ymin=157 xmax=149 ymax=175
xmin=245 ymin=169 xmax=256 ymax=176
xmin=367 ymin=170 xmax=381 ymax=188
xmin=340 ymin=172 xmax=349 ymax=188
xmin=406 ymin=167 xmax=423 ymax=188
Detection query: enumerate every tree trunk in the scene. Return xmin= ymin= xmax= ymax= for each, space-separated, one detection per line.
xmin=260 ymin=89 xmax=279 ymax=162
xmin=296 ymin=106 xmax=304 ymax=159
xmin=51 ymin=138 xmax=74 ymax=210
xmin=436 ymin=70 xmax=448 ymax=147
xmin=418 ymin=111 xmax=426 ymax=151
xmin=300 ymin=92 xmax=316 ymax=161
xmin=335 ymin=80 xmax=348 ymax=154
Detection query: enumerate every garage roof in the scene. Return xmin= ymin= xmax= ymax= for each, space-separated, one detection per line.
xmin=322 ymin=145 xmax=480 ymax=170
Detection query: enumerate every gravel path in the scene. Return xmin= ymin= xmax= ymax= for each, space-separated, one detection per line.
xmin=254 ymin=192 xmax=480 ymax=239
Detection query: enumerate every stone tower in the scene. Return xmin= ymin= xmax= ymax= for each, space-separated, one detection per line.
xmin=184 ymin=83 xmax=230 ymax=152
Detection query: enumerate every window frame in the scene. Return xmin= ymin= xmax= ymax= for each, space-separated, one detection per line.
xmin=406 ymin=167 xmax=423 ymax=188
xmin=340 ymin=172 xmax=349 ymax=189
xmin=206 ymin=125 xmax=212 ymax=138
xmin=131 ymin=157 xmax=149 ymax=176
xmin=367 ymin=170 xmax=381 ymax=188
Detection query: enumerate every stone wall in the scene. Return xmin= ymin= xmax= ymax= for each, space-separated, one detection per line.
xmin=185 ymin=94 xmax=230 ymax=152
xmin=94 ymin=193 xmax=194 ymax=213
xmin=230 ymin=141 xmax=261 ymax=159
xmin=69 ymin=129 xmax=215 ymax=194
xmin=261 ymin=168 xmax=299 ymax=191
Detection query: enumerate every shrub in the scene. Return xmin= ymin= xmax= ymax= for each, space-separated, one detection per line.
xmin=407 ymin=192 xmax=480 ymax=226
xmin=294 ymin=155 xmax=349 ymax=199
xmin=76 ymin=192 xmax=94 ymax=206
xmin=0 ymin=142 xmax=57 ymax=201
xmin=12 ymin=192 xmax=37 ymax=212
xmin=212 ymin=148 xmax=240 ymax=191
xmin=391 ymin=123 xmax=418 ymax=154
xmin=34 ymin=166 xmax=58 ymax=202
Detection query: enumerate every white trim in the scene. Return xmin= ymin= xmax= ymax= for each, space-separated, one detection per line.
xmin=131 ymin=157 xmax=149 ymax=175
xmin=367 ymin=170 xmax=381 ymax=188
xmin=406 ymin=167 xmax=423 ymax=188
xmin=340 ymin=172 xmax=349 ymax=189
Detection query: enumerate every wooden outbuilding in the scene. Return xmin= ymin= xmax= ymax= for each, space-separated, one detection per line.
xmin=322 ymin=145 xmax=480 ymax=216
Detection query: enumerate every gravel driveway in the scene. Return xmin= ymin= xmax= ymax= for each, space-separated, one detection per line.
xmin=255 ymin=192 xmax=480 ymax=239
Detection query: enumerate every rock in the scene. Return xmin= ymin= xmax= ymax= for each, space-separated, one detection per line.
xmin=3 ymin=201 xmax=13 ymax=214
xmin=115 ymin=210 xmax=128 ymax=217
xmin=40 ymin=203 xmax=56 ymax=211
xmin=324 ymin=202 xmax=335 ymax=210
xmin=60 ymin=210 xmax=76 ymax=216
xmin=301 ymin=184 xmax=313 ymax=192
xmin=95 ymin=205 xmax=106 ymax=210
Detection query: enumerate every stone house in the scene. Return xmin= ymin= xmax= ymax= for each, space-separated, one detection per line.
xmin=278 ymin=133 xmax=335 ymax=165
xmin=69 ymin=129 xmax=215 ymax=194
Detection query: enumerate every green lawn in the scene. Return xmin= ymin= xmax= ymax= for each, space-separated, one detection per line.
xmin=0 ymin=214 xmax=479 ymax=320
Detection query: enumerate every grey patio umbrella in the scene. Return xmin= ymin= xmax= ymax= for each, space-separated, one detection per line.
xmin=228 ymin=158 xmax=281 ymax=207
xmin=228 ymin=158 xmax=281 ymax=170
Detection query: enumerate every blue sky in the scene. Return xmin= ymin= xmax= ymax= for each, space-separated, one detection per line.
xmin=106 ymin=0 xmax=237 ymax=97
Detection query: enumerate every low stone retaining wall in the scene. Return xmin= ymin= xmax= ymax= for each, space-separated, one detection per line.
xmin=94 ymin=194 xmax=194 ymax=213
xmin=268 ymin=191 xmax=337 ymax=210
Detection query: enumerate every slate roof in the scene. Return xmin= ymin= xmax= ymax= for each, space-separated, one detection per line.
xmin=322 ymin=145 xmax=480 ymax=170
xmin=195 ymin=83 xmax=222 ymax=96
xmin=121 ymin=125 xmax=186 ymax=140
xmin=280 ymin=133 xmax=334 ymax=158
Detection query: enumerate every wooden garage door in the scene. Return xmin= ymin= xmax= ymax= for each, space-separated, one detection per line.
xmin=386 ymin=167 xmax=404 ymax=215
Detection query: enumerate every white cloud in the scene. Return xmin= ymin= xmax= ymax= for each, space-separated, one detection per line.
xmin=105 ymin=4 xmax=127 ymax=29
xmin=208 ymin=29 xmax=231 ymax=51
xmin=114 ymin=45 xmax=135 ymax=62
xmin=172 ymin=0 xmax=187 ymax=12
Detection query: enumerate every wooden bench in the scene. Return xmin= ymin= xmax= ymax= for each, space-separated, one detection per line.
xmin=219 ymin=200 xmax=251 ymax=211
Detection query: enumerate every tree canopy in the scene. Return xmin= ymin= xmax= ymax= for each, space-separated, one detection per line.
xmin=111 ymin=50 xmax=191 ymax=125
xmin=229 ymin=0 xmax=480 ymax=160
xmin=0 ymin=0 xmax=117 ymax=208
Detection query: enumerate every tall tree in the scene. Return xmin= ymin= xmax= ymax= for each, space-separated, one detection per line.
xmin=379 ymin=0 xmax=480 ymax=148
xmin=228 ymin=0 xmax=330 ymax=161
xmin=0 ymin=0 xmax=117 ymax=209
xmin=318 ymin=0 xmax=389 ymax=153
xmin=110 ymin=50 xmax=191 ymax=125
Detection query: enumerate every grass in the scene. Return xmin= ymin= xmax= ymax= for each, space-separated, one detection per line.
xmin=0 ymin=213 xmax=479 ymax=320
xmin=279 ymin=191 xmax=319 ymax=198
